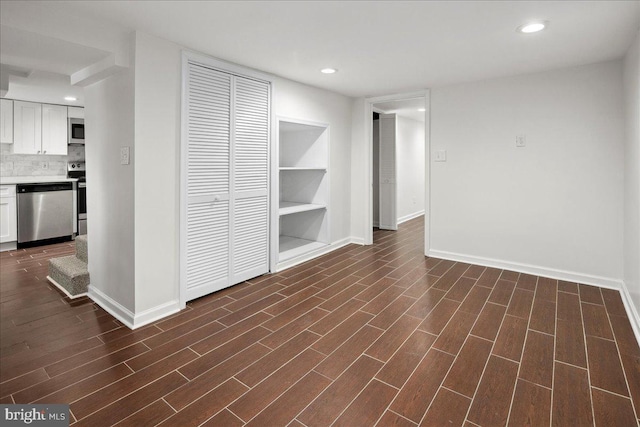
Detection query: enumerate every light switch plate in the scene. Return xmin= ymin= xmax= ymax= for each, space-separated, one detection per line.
xmin=120 ymin=147 xmax=130 ymax=165
xmin=434 ymin=150 xmax=447 ymax=162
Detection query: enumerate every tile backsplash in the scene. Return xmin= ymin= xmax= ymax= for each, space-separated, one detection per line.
xmin=1 ymin=144 xmax=85 ymax=177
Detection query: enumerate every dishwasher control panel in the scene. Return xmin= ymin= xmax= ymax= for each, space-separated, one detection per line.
xmin=17 ymin=183 xmax=73 ymax=193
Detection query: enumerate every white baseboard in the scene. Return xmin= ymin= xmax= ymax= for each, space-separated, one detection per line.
xmin=133 ymin=300 xmax=181 ymax=329
xmin=620 ymin=281 xmax=640 ymax=349
xmin=427 ymin=249 xmax=623 ymax=289
xmin=275 ymin=237 xmax=360 ymax=272
xmin=0 ymin=241 xmax=17 ymax=252
xmin=372 ymin=221 xmax=380 ymax=228
xmin=84 ymin=243 xmax=640 ymax=347
xmin=46 ymin=276 xmax=87 ymax=300
xmin=88 ymin=285 xmax=181 ymax=330
xmin=88 ymin=285 xmax=135 ymax=329
xmin=349 ymin=236 xmax=365 ymax=246
xmin=398 ymin=210 xmax=425 ymax=225
xmin=428 ymin=249 xmax=640 ymax=348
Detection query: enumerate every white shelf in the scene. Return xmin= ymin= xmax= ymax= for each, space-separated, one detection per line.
xmin=279 ymin=167 xmax=327 ymax=171
xmin=276 ymin=117 xmax=330 ymax=269
xmin=279 ymin=236 xmax=328 ymax=262
xmin=279 ymin=201 xmax=326 ymax=216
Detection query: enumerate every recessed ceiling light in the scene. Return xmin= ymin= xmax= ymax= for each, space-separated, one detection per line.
xmin=418 ymin=108 xmax=426 ymax=112
xmin=518 ymin=21 xmax=547 ymax=33
xmin=64 ymin=96 xmax=77 ymax=101
xmin=320 ymin=68 xmax=337 ymax=74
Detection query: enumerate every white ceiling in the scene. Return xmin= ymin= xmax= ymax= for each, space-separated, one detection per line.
xmin=0 ymin=1 xmax=638 ymax=99
xmin=0 ymin=25 xmax=110 ymax=76
xmin=4 ymin=70 xmax=85 ymax=106
xmin=0 ymin=24 xmax=109 ymax=105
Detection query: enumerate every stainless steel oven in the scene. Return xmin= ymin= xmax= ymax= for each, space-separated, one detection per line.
xmin=77 ymin=181 xmax=87 ymax=235
xmin=68 ymin=161 xmax=87 ymax=235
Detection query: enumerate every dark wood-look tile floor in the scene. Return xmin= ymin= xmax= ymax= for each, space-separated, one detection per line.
xmin=1 ymin=219 xmax=639 ymax=426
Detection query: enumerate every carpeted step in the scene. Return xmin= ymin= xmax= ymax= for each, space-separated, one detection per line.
xmin=75 ymin=234 xmax=88 ymax=264
xmin=48 ymin=255 xmax=90 ymax=298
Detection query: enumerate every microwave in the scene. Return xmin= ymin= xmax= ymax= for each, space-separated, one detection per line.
xmin=68 ymin=118 xmax=85 ymax=145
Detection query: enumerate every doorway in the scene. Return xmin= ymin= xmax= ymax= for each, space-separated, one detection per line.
xmin=364 ymin=91 xmax=430 ymax=252
xmin=373 ymin=112 xmax=397 ymax=232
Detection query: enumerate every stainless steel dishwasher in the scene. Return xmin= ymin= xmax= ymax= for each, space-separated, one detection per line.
xmin=17 ymin=182 xmax=73 ymax=246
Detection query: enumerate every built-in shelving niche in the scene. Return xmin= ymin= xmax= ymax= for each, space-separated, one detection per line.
xmin=276 ymin=119 xmax=330 ymax=267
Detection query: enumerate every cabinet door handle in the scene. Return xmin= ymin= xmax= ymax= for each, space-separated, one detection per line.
xmin=37 ymin=150 xmax=41 ymax=154
xmin=43 ymin=150 xmax=46 ymax=154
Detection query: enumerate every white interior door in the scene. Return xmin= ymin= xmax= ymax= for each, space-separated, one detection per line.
xmin=379 ymin=114 xmax=397 ymax=230
xmin=185 ymin=63 xmax=232 ymax=301
xmin=372 ymin=118 xmax=380 ymax=227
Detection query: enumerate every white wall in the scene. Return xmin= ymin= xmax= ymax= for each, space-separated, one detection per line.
xmin=430 ymin=60 xmax=625 ymax=285
xmin=133 ymin=32 xmax=182 ymax=315
xmin=623 ymin=30 xmax=640 ymax=320
xmin=90 ymin=32 xmax=354 ymax=322
xmin=350 ymin=98 xmax=368 ymax=243
xmin=84 ymin=47 xmax=136 ymax=312
xmin=273 ymin=77 xmax=353 ymax=243
xmin=396 ymin=115 xmax=425 ymax=221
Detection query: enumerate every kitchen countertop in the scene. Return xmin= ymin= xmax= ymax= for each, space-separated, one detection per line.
xmin=0 ymin=176 xmax=78 ymax=185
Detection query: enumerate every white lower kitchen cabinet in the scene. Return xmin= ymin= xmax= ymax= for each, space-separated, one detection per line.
xmin=0 ymin=185 xmax=17 ymax=251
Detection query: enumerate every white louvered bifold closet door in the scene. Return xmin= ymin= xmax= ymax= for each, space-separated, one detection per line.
xmin=185 ymin=63 xmax=232 ymax=301
xmin=184 ymin=60 xmax=270 ymax=302
xmin=231 ymin=78 xmax=270 ymax=283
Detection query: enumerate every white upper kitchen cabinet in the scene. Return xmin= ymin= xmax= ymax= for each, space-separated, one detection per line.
xmin=67 ymin=106 xmax=84 ymax=119
xmin=42 ymin=104 xmax=68 ymax=155
xmin=0 ymin=99 xmax=13 ymax=144
xmin=13 ymin=101 xmax=67 ymax=155
xmin=13 ymin=101 xmax=42 ymax=154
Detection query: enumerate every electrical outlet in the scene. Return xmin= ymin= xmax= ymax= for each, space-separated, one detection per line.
xmin=516 ymin=134 xmax=526 ymax=147
xmin=120 ymin=147 xmax=130 ymax=165
xmin=40 ymin=161 xmax=48 ymax=170
xmin=434 ymin=150 xmax=447 ymax=162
